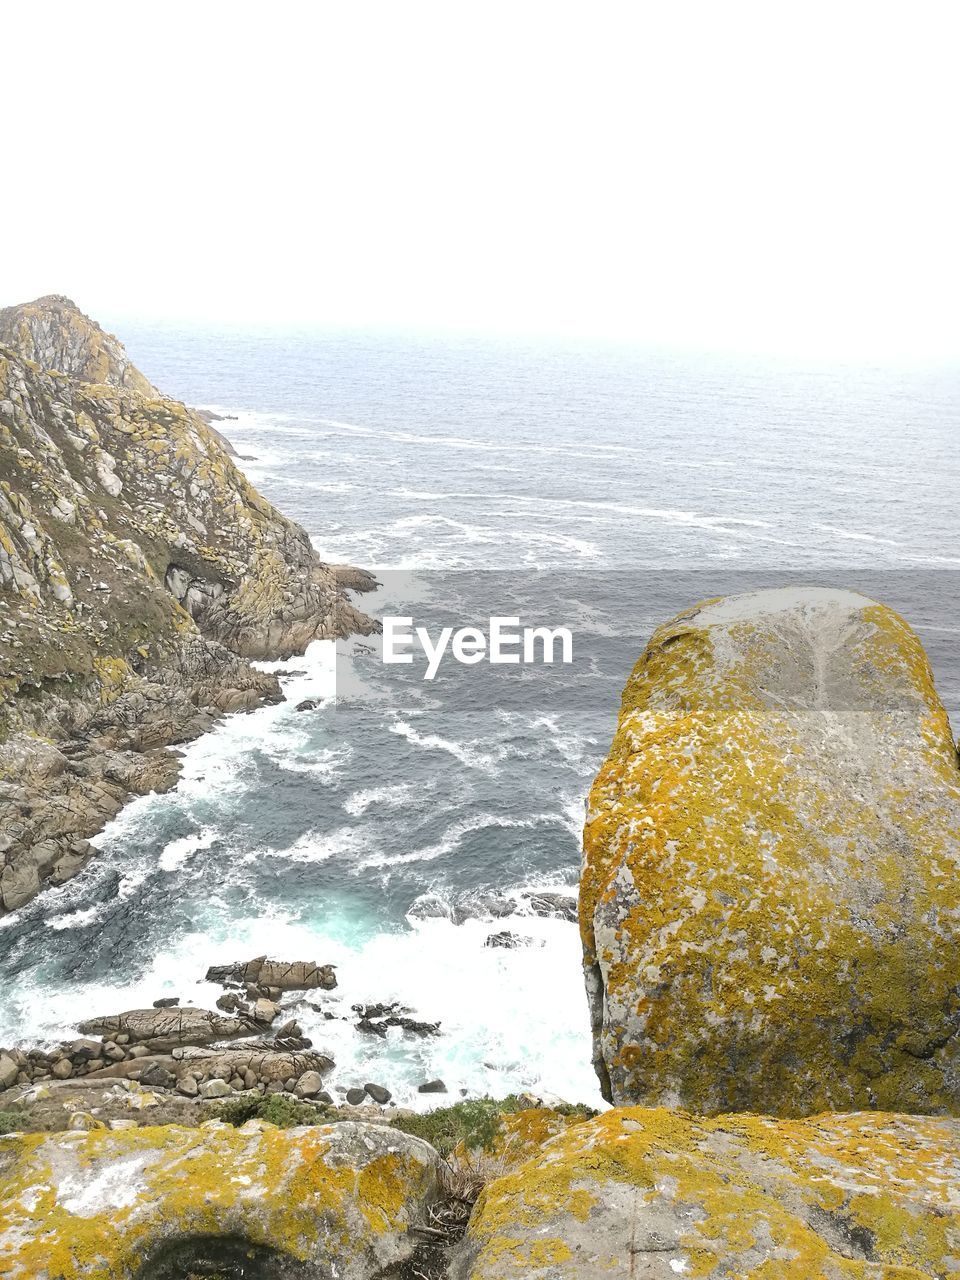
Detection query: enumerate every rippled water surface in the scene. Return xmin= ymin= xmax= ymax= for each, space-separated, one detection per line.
xmin=3 ymin=326 xmax=958 ymax=1106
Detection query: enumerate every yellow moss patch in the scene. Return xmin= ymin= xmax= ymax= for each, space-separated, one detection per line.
xmin=0 ymin=1122 xmax=439 ymax=1279
xmin=464 ymin=1107 xmax=960 ymax=1279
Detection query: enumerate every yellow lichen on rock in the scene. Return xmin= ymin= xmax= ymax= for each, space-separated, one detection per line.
xmin=581 ymin=588 xmax=960 ymax=1116
xmin=455 ymin=1106 xmax=960 ymax=1279
xmin=0 ymin=1121 xmax=439 ymax=1279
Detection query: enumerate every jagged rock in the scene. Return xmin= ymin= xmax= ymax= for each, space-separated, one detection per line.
xmin=453 ymin=1107 xmax=960 ymax=1279
xmin=521 ymin=890 xmax=577 ymax=922
xmin=0 ymin=295 xmax=160 ymax=395
xmin=77 ymin=1006 xmax=252 ymax=1049
xmin=0 ymin=1121 xmax=439 ymax=1278
xmin=352 ymin=1002 xmax=440 ymax=1038
xmin=66 ymin=1039 xmax=103 ymax=1062
xmin=485 ymin=931 xmax=523 ymax=949
xmin=0 ymin=1054 xmax=18 ymax=1090
xmin=582 ymin=587 xmax=960 ymax=1115
xmin=139 ymin=1062 xmax=176 ymax=1091
xmin=205 ymin=955 xmax=337 ymax=991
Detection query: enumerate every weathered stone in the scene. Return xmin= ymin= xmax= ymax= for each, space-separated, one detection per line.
xmin=294 ymin=1070 xmax=325 ymax=1099
xmin=252 ymin=998 xmax=279 ymax=1025
xmin=174 ymin=1048 xmax=333 ymax=1087
xmin=364 ymin=1083 xmax=392 ymax=1105
xmin=206 ymin=955 xmax=337 ymax=991
xmin=0 ymin=1054 xmax=18 ymax=1090
xmin=200 ymin=1078 xmax=231 ymax=1099
xmin=454 ymin=1107 xmax=960 ymax=1279
xmin=0 ymin=1121 xmax=440 ymax=1278
xmin=77 ymin=1007 xmax=251 ymax=1048
xmin=583 ymin=587 xmax=960 ymax=1115
xmin=417 ymin=1079 xmax=447 ymax=1094
xmin=139 ymin=1062 xmax=176 ymax=1091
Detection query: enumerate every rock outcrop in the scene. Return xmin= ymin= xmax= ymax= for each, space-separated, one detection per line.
xmin=0 ymin=1121 xmax=440 ymax=1278
xmin=0 ymin=294 xmax=159 ymax=396
xmin=454 ymin=1107 xmax=960 ymax=1278
xmin=0 ymin=295 xmax=377 ymax=913
xmin=582 ymin=587 xmax=960 ymax=1116
xmin=206 ymin=956 xmax=338 ymax=991
xmin=77 ymin=1006 xmax=254 ymax=1050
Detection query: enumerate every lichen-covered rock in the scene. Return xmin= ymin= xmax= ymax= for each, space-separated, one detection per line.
xmin=454 ymin=1106 xmax=960 ymax=1278
xmin=0 ymin=1121 xmax=440 ymax=1278
xmin=0 ymin=294 xmax=159 ymax=396
xmin=0 ymin=296 xmax=376 ymax=913
xmin=582 ymin=587 xmax=960 ymax=1115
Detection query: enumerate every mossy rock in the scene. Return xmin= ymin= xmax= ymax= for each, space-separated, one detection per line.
xmin=454 ymin=1106 xmax=960 ymax=1278
xmin=582 ymin=587 xmax=960 ymax=1116
xmin=0 ymin=1121 xmax=440 ymax=1278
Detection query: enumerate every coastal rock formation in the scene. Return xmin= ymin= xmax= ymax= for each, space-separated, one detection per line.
xmin=0 ymin=294 xmax=159 ymax=397
xmin=454 ymin=1107 xmax=960 ymax=1278
xmin=582 ymin=587 xmax=960 ymax=1115
xmin=0 ymin=1121 xmax=440 ymax=1278
xmin=0 ymin=295 xmax=376 ymax=913
xmin=78 ymin=1006 xmax=254 ymax=1049
xmin=206 ymin=956 xmax=338 ymax=991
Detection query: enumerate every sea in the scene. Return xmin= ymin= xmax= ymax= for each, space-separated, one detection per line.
xmin=1 ymin=325 xmax=958 ymax=1108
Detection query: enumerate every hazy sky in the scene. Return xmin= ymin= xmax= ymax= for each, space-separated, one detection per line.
xmin=4 ymin=3 xmax=958 ymax=356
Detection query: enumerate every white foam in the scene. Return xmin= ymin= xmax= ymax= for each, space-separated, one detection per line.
xmin=158 ymin=828 xmax=218 ymax=873
xmin=343 ymin=784 xmax=424 ymax=817
xmin=358 ymin=811 xmax=567 ymax=870
xmin=390 ymin=720 xmax=500 ymax=772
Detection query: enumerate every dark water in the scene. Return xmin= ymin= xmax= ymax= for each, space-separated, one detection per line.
xmin=2 ymin=326 xmax=957 ymax=1106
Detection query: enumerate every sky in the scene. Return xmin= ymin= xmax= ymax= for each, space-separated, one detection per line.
xmin=3 ymin=2 xmax=959 ymax=357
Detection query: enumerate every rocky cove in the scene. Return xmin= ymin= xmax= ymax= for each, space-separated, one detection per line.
xmin=1 ymin=301 xmax=960 ymax=1276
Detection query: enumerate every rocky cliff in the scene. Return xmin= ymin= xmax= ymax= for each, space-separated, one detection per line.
xmin=0 ymin=296 xmax=376 ymax=914
xmin=0 ymin=294 xmax=159 ymax=397
xmin=581 ymin=587 xmax=960 ymax=1116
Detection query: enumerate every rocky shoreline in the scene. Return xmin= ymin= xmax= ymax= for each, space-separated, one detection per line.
xmin=0 ymin=296 xmax=379 ymax=914
xmin=0 ymin=952 xmax=458 ymax=1130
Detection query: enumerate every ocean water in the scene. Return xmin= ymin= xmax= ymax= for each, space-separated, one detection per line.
xmin=2 ymin=326 xmax=959 ymax=1108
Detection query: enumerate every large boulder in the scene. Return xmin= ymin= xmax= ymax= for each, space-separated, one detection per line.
xmin=205 ymin=955 xmax=337 ymax=991
xmin=455 ymin=1107 xmax=960 ymax=1278
xmin=582 ymin=588 xmax=960 ymax=1115
xmin=77 ymin=1006 xmax=252 ymax=1051
xmin=0 ymin=1121 xmax=440 ymax=1278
